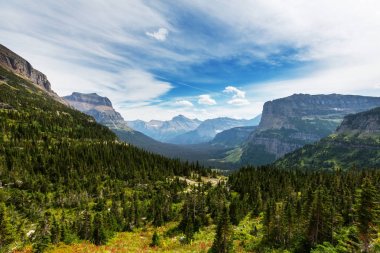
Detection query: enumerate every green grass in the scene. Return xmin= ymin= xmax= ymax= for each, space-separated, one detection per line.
xmin=14 ymin=214 xmax=264 ymax=253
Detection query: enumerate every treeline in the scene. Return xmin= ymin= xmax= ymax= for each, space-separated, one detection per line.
xmin=228 ymin=166 xmax=380 ymax=252
xmin=0 ymin=66 xmax=212 ymax=252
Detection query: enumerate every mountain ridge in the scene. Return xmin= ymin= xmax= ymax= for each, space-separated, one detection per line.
xmin=275 ymin=106 xmax=380 ymax=170
xmin=239 ymin=93 xmax=380 ymax=166
xmin=0 ymin=44 xmax=66 ymax=104
xmin=127 ymin=115 xmax=202 ymax=142
xmin=168 ymin=115 xmax=260 ymax=145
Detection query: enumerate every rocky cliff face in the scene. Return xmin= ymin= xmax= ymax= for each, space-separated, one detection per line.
xmin=337 ymin=107 xmax=380 ymax=134
xmin=0 ymin=44 xmax=51 ymax=91
xmin=63 ymin=92 xmax=126 ymax=126
xmin=259 ymin=94 xmax=380 ymax=130
xmin=241 ymin=94 xmax=380 ymax=166
xmin=211 ymin=126 xmax=257 ymax=148
xmin=275 ymin=107 xmax=380 ymax=170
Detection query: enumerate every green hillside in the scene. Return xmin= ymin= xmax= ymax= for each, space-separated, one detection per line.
xmin=0 ymin=65 xmax=379 ymax=253
xmin=275 ymin=107 xmax=380 ymax=170
xmin=0 ymin=66 xmax=210 ymax=252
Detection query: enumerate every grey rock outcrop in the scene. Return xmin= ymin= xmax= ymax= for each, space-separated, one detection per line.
xmin=337 ymin=107 xmax=380 ymax=134
xmin=0 ymin=44 xmax=51 ymax=91
xmin=240 ymin=94 xmax=380 ymax=165
xmin=63 ymin=92 xmax=126 ymax=128
xmin=0 ymin=44 xmax=66 ymax=104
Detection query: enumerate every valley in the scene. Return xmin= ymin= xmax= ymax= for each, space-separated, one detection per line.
xmin=1 ymin=3 xmax=380 ymax=252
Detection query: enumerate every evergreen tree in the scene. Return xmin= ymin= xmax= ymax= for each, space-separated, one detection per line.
xmin=92 ymin=213 xmax=107 ymax=246
xmin=307 ymin=187 xmax=332 ymax=247
xmin=78 ymin=209 xmax=92 ymax=240
xmin=210 ymin=205 xmax=233 ymax=253
xmin=33 ymin=212 xmax=52 ymax=253
xmin=0 ymin=203 xmax=15 ymax=251
xmin=150 ymin=231 xmax=160 ymax=247
xmin=355 ymin=178 xmax=379 ymax=252
xmin=50 ymin=216 xmax=60 ymax=244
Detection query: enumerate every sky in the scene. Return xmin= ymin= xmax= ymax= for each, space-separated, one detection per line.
xmin=1 ymin=0 xmax=380 ymax=121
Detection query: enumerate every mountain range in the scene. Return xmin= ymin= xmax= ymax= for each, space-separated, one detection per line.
xmin=275 ymin=106 xmax=380 ymax=170
xmin=127 ymin=115 xmax=201 ymax=142
xmin=3 ymin=44 xmax=378 ymax=171
xmin=127 ymin=114 xmax=261 ymax=144
xmin=1 ymin=42 xmax=379 ymax=253
xmin=238 ymin=93 xmax=380 ymax=166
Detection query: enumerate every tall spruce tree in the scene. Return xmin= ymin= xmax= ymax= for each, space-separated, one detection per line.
xmin=210 ymin=205 xmax=233 ymax=253
xmin=355 ymin=178 xmax=379 ymax=252
xmin=92 ymin=213 xmax=107 ymax=246
xmin=0 ymin=203 xmax=15 ymax=251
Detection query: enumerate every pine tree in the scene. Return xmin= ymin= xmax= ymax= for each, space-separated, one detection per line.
xmin=78 ymin=209 xmax=92 ymax=240
xmin=92 ymin=213 xmax=107 ymax=246
xmin=50 ymin=216 xmax=60 ymax=244
xmin=150 ymin=231 xmax=160 ymax=247
xmin=307 ymin=187 xmax=332 ymax=247
xmin=33 ymin=212 xmax=52 ymax=253
xmin=0 ymin=203 xmax=15 ymax=251
xmin=210 ymin=205 xmax=233 ymax=253
xmin=355 ymin=178 xmax=379 ymax=252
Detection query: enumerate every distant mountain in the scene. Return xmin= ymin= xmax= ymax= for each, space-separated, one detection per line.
xmin=169 ymin=116 xmax=260 ymax=145
xmin=63 ymin=92 xmax=128 ymax=129
xmin=62 ymin=92 xmax=237 ymax=168
xmin=0 ymin=44 xmax=66 ymax=104
xmin=275 ymin=107 xmax=380 ymax=170
xmin=210 ymin=126 xmax=257 ymax=148
xmin=127 ymin=115 xmax=201 ymax=142
xmin=239 ymin=94 xmax=380 ymax=166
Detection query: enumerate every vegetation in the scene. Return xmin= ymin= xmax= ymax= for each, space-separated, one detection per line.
xmin=229 ymin=166 xmax=380 ymax=252
xmin=276 ymin=132 xmax=380 ymax=170
xmin=0 ymin=66 xmax=379 ymax=252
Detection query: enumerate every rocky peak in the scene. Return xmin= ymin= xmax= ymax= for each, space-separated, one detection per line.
xmin=337 ymin=107 xmax=380 ymax=134
xmin=63 ymin=92 xmax=124 ymax=124
xmin=0 ymin=44 xmax=51 ymax=91
xmin=259 ymin=94 xmax=380 ymax=131
xmin=64 ymin=92 xmax=113 ymax=107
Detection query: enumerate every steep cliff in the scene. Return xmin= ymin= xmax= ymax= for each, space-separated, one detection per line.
xmin=240 ymin=94 xmax=380 ymax=166
xmin=63 ymin=92 xmax=126 ymax=127
xmin=275 ymin=107 xmax=380 ymax=170
xmin=0 ymin=44 xmax=51 ymax=91
xmin=337 ymin=107 xmax=380 ymax=134
xmin=0 ymin=44 xmax=66 ymax=104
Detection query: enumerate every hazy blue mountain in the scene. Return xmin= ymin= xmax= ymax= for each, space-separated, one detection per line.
xmin=127 ymin=115 xmax=202 ymax=142
xmin=169 ymin=116 xmax=260 ymax=145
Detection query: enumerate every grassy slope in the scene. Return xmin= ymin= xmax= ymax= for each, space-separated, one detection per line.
xmin=275 ymin=132 xmax=380 ymax=170
xmin=14 ymin=214 xmax=263 ymax=253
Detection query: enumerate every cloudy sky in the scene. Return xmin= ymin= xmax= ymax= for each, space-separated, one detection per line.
xmin=1 ymin=0 xmax=380 ymax=120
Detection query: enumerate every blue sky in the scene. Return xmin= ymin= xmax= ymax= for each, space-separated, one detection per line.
xmin=1 ymin=0 xmax=380 ymax=120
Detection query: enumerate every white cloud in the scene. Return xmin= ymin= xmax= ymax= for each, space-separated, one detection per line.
xmin=198 ymin=94 xmax=217 ymax=105
xmin=223 ymin=86 xmax=245 ymax=98
xmin=175 ymin=100 xmax=193 ymax=107
xmin=227 ymin=98 xmax=250 ymax=106
xmin=109 ymin=69 xmax=172 ymax=102
xmin=2 ymin=1 xmax=380 ymax=121
xmin=146 ymin=28 xmax=169 ymax=41
xmin=223 ymin=86 xmax=250 ymax=106
xmin=248 ymin=61 xmax=380 ymax=103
